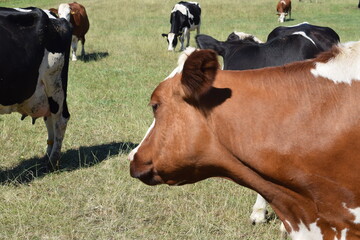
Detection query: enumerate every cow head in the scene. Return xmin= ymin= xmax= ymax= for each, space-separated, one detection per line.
xmin=58 ymin=3 xmax=71 ymax=21
xmin=129 ymin=49 xmax=234 ymax=186
xmin=277 ymin=12 xmax=287 ymax=23
xmin=162 ymin=33 xmax=180 ymax=51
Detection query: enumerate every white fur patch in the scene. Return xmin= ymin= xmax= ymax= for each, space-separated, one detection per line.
xmin=287 ymin=220 xmax=324 ymax=240
xmin=58 ymin=3 xmax=71 ymax=21
xmin=334 ymin=228 xmax=348 ymax=240
xmin=44 ymin=10 xmax=56 ymax=19
xmin=128 ymin=119 xmax=156 ymax=161
xmin=343 ymin=203 xmax=360 ymax=224
xmin=288 ymin=22 xmax=310 ymax=27
xmin=233 ymin=32 xmax=263 ymax=43
xmin=14 ymin=8 xmax=32 ymax=12
xmin=164 ymin=47 xmax=197 ymax=80
xmin=250 ymin=194 xmax=267 ymax=223
xmin=311 ymin=41 xmax=360 ymax=84
xmin=292 ymin=31 xmax=316 ymax=46
xmin=167 ymin=33 xmax=175 ymax=51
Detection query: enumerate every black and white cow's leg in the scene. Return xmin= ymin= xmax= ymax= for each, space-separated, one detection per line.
xmin=41 ymin=50 xmax=69 ymax=169
xmin=44 ymin=116 xmax=54 ymax=158
xmin=183 ymin=27 xmax=190 ymax=48
xmin=250 ymin=193 xmax=268 ymax=224
xmin=196 ymin=25 xmax=200 ymax=35
xmin=71 ymin=35 xmax=79 ymax=61
xmin=179 ymin=33 xmax=185 ymax=51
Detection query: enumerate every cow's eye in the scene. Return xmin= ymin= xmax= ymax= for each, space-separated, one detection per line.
xmin=151 ymin=103 xmax=159 ymax=113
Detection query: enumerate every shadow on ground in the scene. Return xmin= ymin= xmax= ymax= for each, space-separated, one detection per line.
xmin=78 ymin=51 xmax=109 ymax=62
xmin=0 ymin=141 xmax=137 ymax=185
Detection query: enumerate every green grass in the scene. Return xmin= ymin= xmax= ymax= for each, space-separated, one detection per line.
xmin=0 ymin=0 xmax=359 ymax=239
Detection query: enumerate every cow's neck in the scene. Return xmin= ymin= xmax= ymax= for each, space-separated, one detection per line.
xmin=205 ymin=68 xmax=360 ymax=239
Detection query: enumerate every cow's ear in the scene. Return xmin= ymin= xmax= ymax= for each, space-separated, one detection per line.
xmin=181 ymin=50 xmax=219 ymax=101
xmin=162 ymin=33 xmax=168 ymax=38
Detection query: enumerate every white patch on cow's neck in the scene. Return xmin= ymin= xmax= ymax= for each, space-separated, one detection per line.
xmin=233 ymin=32 xmax=263 ymax=43
xmin=164 ymin=47 xmax=197 ymax=80
xmin=286 ymin=220 xmax=324 ymax=240
xmin=14 ymin=8 xmax=32 ymax=12
xmin=58 ymin=3 xmax=71 ymax=21
xmin=292 ymin=31 xmax=316 ymax=46
xmin=128 ymin=119 xmax=156 ymax=162
xmin=311 ymin=41 xmax=360 ymax=84
xmin=343 ymin=203 xmax=360 ymax=224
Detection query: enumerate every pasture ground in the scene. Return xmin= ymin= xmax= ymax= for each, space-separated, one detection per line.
xmin=0 ymin=0 xmax=359 ymax=239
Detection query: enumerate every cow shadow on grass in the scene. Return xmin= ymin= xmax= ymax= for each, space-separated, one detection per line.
xmin=78 ymin=51 xmax=109 ymax=62
xmin=0 ymin=141 xmax=137 ymax=185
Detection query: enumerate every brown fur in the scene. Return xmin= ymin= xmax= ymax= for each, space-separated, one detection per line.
xmin=131 ymin=47 xmax=360 ymax=238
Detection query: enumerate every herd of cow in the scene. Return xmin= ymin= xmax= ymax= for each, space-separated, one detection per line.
xmin=1 ymin=0 xmax=360 ymax=240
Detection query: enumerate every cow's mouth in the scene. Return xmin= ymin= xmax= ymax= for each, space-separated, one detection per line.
xmin=130 ymin=163 xmax=163 ymax=186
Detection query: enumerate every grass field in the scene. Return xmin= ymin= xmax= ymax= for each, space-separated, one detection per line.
xmin=0 ymin=0 xmax=359 ymax=239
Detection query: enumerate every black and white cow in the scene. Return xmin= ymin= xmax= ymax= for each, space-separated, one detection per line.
xmin=267 ymin=22 xmax=340 ymax=52
xmin=0 ymin=7 xmax=72 ymax=169
xmin=162 ymin=1 xmax=201 ymax=51
xmin=196 ymin=32 xmax=320 ymax=70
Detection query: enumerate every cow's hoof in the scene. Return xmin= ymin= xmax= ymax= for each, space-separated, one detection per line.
xmin=250 ymin=209 xmax=268 ymax=225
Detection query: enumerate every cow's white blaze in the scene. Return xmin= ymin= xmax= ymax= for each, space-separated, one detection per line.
xmin=311 ymin=41 xmax=360 ymax=84
xmin=164 ymin=47 xmax=197 ymax=81
xmin=286 ymin=220 xmax=324 ymax=240
xmin=167 ymin=33 xmax=176 ymax=51
xmin=58 ymin=3 xmax=71 ymax=21
xmin=128 ymin=119 xmax=155 ymax=162
xmin=292 ymin=31 xmax=316 ymax=46
xmin=278 ymin=13 xmax=286 ymax=23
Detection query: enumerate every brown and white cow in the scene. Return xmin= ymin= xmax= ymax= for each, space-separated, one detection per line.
xmin=129 ymin=42 xmax=360 ymax=239
xmin=54 ymin=2 xmax=90 ymax=61
xmin=277 ymin=0 xmax=291 ymax=22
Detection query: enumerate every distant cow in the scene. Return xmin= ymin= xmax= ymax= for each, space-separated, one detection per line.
xmin=0 ymin=7 xmax=72 ymax=168
xmin=52 ymin=2 xmax=90 ymax=61
xmin=162 ymin=1 xmax=201 ymax=51
xmin=277 ymin=0 xmax=291 ymax=22
xmin=196 ymin=32 xmax=320 ymax=70
xmin=130 ymin=41 xmax=360 ymax=239
xmin=267 ymin=23 xmax=340 ymax=52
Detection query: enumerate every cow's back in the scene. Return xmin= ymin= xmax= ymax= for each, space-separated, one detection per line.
xmin=267 ymin=23 xmax=340 ymax=52
xmin=0 ymin=8 xmax=49 ymax=105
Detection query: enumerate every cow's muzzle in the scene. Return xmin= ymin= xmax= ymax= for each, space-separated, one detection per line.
xmin=130 ymin=161 xmax=163 ymax=186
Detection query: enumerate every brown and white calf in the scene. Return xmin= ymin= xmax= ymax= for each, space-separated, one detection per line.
xmin=277 ymin=0 xmax=291 ymax=22
xmin=56 ymin=2 xmax=90 ymax=61
xmin=129 ymin=42 xmax=360 ymax=240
